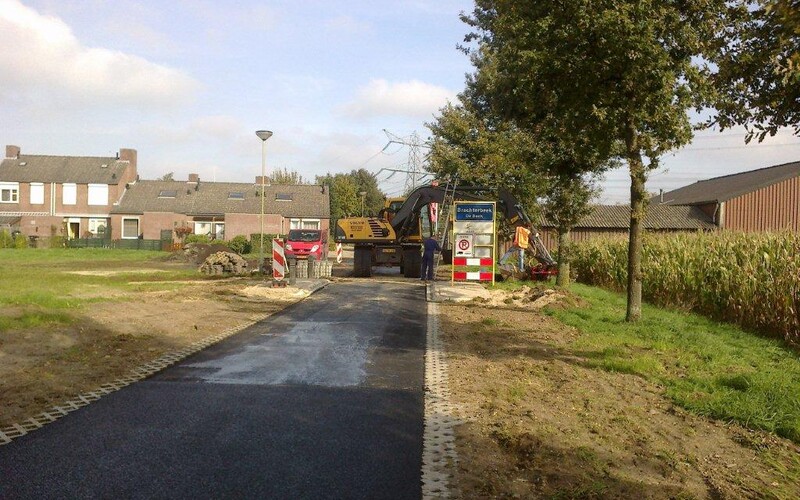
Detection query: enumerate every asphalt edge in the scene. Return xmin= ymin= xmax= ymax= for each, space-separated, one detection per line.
xmin=421 ymin=296 xmax=460 ymax=498
xmin=0 ymin=281 xmax=328 ymax=447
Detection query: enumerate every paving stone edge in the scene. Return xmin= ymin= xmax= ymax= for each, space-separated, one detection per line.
xmin=421 ymin=296 xmax=461 ymax=498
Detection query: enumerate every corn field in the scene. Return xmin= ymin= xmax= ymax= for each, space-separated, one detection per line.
xmin=570 ymin=231 xmax=800 ymax=345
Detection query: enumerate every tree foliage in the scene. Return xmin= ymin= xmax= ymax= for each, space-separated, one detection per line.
xmin=427 ymin=102 xmax=547 ymax=212
xmin=270 ymin=167 xmax=307 ymax=185
xmin=316 ymin=173 xmax=362 ymax=224
xmin=157 ymin=172 xmax=174 ymax=181
xmin=349 ymin=168 xmax=385 ymax=216
xmin=711 ymin=0 xmax=800 ymax=141
xmin=463 ymin=0 xmax=730 ymax=320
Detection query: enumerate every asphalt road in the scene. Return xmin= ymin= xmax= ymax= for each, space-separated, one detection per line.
xmin=0 ymin=281 xmax=426 ymax=499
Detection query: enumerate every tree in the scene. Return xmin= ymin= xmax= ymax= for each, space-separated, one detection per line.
xmin=316 ymin=173 xmax=360 ymax=227
xmin=428 ymin=101 xmax=610 ymax=285
xmin=542 ymin=174 xmax=599 ymax=287
xmin=158 ymin=172 xmax=174 ymax=181
xmin=271 ymin=167 xmax=307 ymax=185
xmin=711 ymin=0 xmax=800 ymax=141
xmin=427 ymin=102 xmax=547 ymax=212
xmin=349 ymin=168 xmax=385 ymax=216
xmin=464 ymin=0 xmax=730 ymax=321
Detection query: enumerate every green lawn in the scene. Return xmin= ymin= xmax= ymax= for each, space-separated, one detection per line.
xmin=541 ymin=284 xmax=800 ymax=443
xmin=0 ymin=248 xmax=198 ymax=331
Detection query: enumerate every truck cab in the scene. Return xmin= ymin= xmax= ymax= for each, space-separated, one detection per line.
xmin=285 ymin=229 xmax=328 ymax=261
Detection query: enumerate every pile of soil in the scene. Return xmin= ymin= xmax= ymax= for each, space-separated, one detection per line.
xmin=477 ymin=285 xmax=575 ymax=309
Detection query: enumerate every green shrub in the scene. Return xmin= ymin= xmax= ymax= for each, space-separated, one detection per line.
xmin=249 ymin=233 xmax=282 ymax=255
xmin=13 ymin=234 xmax=27 ymax=249
xmin=184 ymin=234 xmax=211 ymax=245
xmin=228 ymin=235 xmax=251 ymax=255
xmin=0 ymin=230 xmax=12 ymax=248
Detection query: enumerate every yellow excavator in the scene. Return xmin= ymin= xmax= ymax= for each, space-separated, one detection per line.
xmin=334 ymin=184 xmax=555 ymax=278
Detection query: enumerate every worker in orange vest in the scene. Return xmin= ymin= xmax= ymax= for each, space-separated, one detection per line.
xmin=513 ymin=225 xmax=531 ymax=272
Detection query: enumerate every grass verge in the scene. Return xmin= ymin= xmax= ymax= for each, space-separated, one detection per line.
xmin=0 ymin=248 xmax=197 ymax=331
xmin=542 ymin=283 xmax=800 ymax=443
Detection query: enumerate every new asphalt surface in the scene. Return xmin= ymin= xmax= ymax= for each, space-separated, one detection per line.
xmin=0 ymin=281 xmax=426 ymax=499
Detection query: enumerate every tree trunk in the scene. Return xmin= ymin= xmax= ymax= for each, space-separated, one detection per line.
xmin=625 ymin=119 xmax=646 ymax=322
xmin=555 ymin=227 xmax=570 ymax=288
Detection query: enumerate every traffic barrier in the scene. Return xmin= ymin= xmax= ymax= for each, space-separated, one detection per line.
xmin=272 ymin=238 xmax=286 ymax=280
xmin=452 ymin=256 xmax=493 ymax=282
xmin=336 ymin=243 xmax=343 ymax=263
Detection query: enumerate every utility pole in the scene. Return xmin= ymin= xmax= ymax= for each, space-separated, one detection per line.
xmin=382 ymin=129 xmax=429 ymax=194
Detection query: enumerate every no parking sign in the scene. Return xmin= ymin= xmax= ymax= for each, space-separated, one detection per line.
xmin=454 ymin=233 xmax=474 ymax=257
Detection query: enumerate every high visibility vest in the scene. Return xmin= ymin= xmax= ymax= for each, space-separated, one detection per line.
xmin=513 ymin=226 xmax=531 ymax=249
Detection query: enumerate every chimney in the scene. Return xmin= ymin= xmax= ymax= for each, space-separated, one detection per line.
xmin=659 ymin=189 xmax=664 ymax=203
xmin=6 ymin=145 xmax=20 ymax=159
xmin=255 ymin=175 xmax=270 ymax=186
xmin=188 ymin=173 xmax=200 ymax=184
xmin=119 ymin=148 xmax=137 ymax=180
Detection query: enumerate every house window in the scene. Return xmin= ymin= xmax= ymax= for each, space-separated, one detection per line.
xmin=289 ymin=218 xmax=320 ymax=230
xmin=194 ymin=222 xmax=212 ymax=236
xmin=63 ymin=183 xmax=77 ymax=205
xmin=228 ymin=192 xmax=245 ymax=200
xmin=30 ymin=183 xmax=44 ymax=205
xmin=214 ymin=223 xmax=225 ymax=239
xmin=158 ymin=190 xmax=177 ymax=198
xmin=122 ymin=218 xmax=139 ymax=239
xmin=0 ymin=182 xmax=19 ymax=203
xmin=276 ymin=193 xmax=293 ymax=201
xmin=88 ymin=184 xmax=109 ymax=205
xmin=89 ymin=218 xmax=108 ymax=237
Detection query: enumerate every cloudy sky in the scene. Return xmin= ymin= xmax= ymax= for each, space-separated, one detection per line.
xmin=2 ymin=0 xmax=799 ymax=204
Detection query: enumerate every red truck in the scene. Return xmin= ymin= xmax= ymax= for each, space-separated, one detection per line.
xmin=285 ymin=229 xmax=328 ymax=261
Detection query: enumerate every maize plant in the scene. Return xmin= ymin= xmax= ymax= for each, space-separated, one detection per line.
xmin=571 ymin=231 xmax=800 ymax=345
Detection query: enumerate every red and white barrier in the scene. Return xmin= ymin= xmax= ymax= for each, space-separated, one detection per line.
xmin=335 ymin=243 xmax=343 ymax=264
xmin=452 ymin=256 xmax=494 ymax=282
xmin=272 ymin=238 xmax=286 ymax=280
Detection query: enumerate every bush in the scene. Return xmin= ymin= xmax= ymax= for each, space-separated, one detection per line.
xmin=249 ymin=233 xmax=283 ymax=255
xmin=227 ymin=235 xmax=251 ymax=255
xmin=0 ymin=230 xmax=13 ymax=248
xmin=184 ymin=234 xmax=211 ymax=245
xmin=13 ymin=234 xmax=27 ymax=249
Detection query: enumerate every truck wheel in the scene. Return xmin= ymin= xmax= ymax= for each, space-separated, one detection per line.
xmin=353 ymin=246 xmax=372 ymax=277
xmin=403 ymin=248 xmax=421 ymax=278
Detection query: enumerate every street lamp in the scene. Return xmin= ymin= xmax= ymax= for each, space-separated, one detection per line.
xmin=256 ymin=130 xmax=273 ymax=273
xmin=359 ymin=191 xmax=367 ymax=217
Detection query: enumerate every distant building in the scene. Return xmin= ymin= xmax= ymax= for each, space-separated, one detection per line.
xmin=0 ymin=144 xmax=330 ymax=243
xmin=538 ymin=204 xmax=715 ymax=249
xmin=654 ymin=160 xmax=800 ymax=232
xmin=0 ymin=145 xmax=137 ymax=239
xmin=111 ymin=177 xmax=330 ymax=240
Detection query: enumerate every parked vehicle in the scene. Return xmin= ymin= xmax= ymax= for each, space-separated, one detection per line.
xmin=285 ymin=229 xmax=328 ymax=261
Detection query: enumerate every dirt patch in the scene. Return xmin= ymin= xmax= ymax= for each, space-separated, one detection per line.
xmin=0 ymin=279 xmax=306 ymax=428
xmin=439 ymin=303 xmax=800 ymax=499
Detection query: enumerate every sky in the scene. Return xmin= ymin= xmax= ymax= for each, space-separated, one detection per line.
xmin=2 ymin=0 xmax=799 ymax=204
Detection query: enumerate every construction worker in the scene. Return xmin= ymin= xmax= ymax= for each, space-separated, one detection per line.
xmin=513 ymin=225 xmax=532 ymax=272
xmin=420 ymin=235 xmax=441 ymax=282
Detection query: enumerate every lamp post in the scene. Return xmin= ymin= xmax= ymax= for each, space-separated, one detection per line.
xmin=359 ymin=191 xmax=367 ymax=217
xmin=256 ymin=130 xmax=273 ymax=273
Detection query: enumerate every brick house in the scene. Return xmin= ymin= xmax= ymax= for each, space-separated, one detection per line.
xmin=0 ymin=145 xmax=138 ymax=240
xmin=654 ymin=160 xmax=800 ymax=231
xmin=110 ymin=175 xmax=330 ymax=241
xmin=538 ymin=204 xmax=716 ymax=249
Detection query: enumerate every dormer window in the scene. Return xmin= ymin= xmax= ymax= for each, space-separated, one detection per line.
xmin=228 ymin=192 xmax=245 ymax=200
xmin=275 ymin=193 xmax=293 ymax=201
xmin=158 ymin=190 xmax=177 ymax=198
